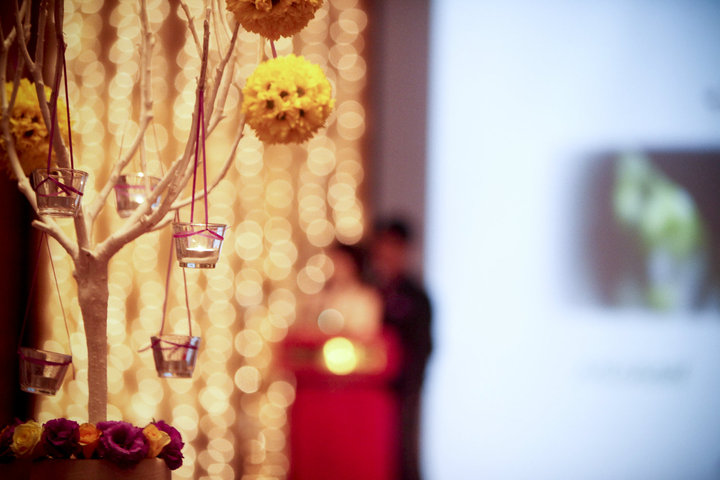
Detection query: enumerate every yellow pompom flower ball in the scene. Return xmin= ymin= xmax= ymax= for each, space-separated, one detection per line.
xmin=242 ymin=54 xmax=334 ymax=144
xmin=226 ymin=0 xmax=323 ymax=41
xmin=0 ymin=78 xmax=68 ymax=178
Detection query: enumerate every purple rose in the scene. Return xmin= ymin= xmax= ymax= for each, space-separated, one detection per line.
xmin=0 ymin=419 xmax=21 ymax=461
xmin=154 ymin=420 xmax=184 ymax=470
xmin=41 ymin=418 xmax=79 ymax=459
xmin=96 ymin=421 xmax=149 ymax=468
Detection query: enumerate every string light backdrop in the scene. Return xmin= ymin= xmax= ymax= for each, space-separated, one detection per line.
xmin=33 ymin=0 xmax=369 ymax=478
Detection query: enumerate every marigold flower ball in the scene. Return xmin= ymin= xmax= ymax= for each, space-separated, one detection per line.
xmin=226 ymin=0 xmax=323 ymax=41
xmin=242 ymin=54 xmax=334 ymax=144
xmin=0 ymin=78 xmax=67 ymax=178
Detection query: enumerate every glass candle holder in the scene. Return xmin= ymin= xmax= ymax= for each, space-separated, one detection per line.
xmin=150 ymin=335 xmax=201 ymax=378
xmin=18 ymin=347 xmax=72 ymax=395
xmin=172 ymin=222 xmax=226 ymax=268
xmin=113 ymin=173 xmax=161 ymax=218
xmin=31 ymin=168 xmax=88 ymax=217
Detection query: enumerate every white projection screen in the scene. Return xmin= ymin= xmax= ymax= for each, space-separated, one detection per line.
xmin=424 ymin=1 xmax=720 ymax=479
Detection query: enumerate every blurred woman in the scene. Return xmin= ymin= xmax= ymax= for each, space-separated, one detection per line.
xmin=284 ymin=242 xmax=399 ymax=480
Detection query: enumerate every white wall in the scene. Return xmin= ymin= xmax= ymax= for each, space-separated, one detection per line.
xmin=425 ymin=1 xmax=720 ymax=479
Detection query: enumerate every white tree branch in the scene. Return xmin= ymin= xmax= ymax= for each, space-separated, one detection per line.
xmin=0 ymin=0 xmax=78 ymax=259
xmin=169 ymin=116 xmax=245 ymax=214
xmin=3 ymin=0 xmax=255 ymax=425
xmin=214 ymin=0 xmax=235 ymax=40
xmin=97 ymin=13 xmax=214 ymax=259
xmin=31 ymin=218 xmax=79 ymax=259
xmin=207 ymin=23 xmax=240 ymax=134
xmin=33 ymin=0 xmax=46 ymax=67
xmin=179 ymin=1 xmax=203 ymax=58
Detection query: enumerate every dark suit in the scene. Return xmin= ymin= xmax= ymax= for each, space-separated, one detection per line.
xmin=380 ymin=276 xmax=432 ymax=480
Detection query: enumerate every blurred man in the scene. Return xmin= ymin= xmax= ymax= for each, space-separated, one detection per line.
xmin=371 ymin=219 xmax=432 ymax=480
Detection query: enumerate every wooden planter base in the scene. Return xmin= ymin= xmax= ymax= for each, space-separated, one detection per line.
xmin=0 ymin=458 xmax=171 ymax=480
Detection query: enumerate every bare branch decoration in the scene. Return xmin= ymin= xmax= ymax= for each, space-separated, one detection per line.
xmin=1 ymin=0 xmax=251 ymax=422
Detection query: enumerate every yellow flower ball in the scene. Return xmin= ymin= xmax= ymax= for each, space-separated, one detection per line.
xmin=0 ymin=78 xmax=68 ymax=178
xmin=11 ymin=420 xmax=43 ymax=459
xmin=142 ymin=424 xmax=171 ymax=458
xmin=242 ymin=54 xmax=334 ymax=144
xmin=226 ymin=0 xmax=323 ymax=40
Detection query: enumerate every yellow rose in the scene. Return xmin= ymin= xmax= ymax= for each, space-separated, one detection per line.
xmin=78 ymin=422 xmax=102 ymax=458
xmin=11 ymin=420 xmax=42 ymax=459
xmin=142 ymin=424 xmax=170 ymax=458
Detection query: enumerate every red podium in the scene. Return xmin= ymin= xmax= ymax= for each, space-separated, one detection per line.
xmin=282 ymin=329 xmax=401 ymax=480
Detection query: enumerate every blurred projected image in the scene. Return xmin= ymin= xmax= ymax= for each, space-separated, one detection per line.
xmin=587 ymin=151 xmax=720 ymax=311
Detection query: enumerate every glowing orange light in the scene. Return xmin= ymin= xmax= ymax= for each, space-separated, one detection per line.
xmin=322 ymin=337 xmax=358 ymax=375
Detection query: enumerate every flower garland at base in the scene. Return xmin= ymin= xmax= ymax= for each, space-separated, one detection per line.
xmin=0 ymin=419 xmax=183 ymax=470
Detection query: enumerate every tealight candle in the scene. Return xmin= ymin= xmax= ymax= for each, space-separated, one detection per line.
xmin=178 ymin=246 xmax=219 ymax=268
xmin=172 ymin=222 xmax=227 ymax=268
xmin=114 ymin=174 xmax=161 ymax=218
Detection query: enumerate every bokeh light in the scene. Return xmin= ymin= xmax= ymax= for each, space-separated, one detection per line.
xmin=322 ymin=337 xmax=358 ymax=375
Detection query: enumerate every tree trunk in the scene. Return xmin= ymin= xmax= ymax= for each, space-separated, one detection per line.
xmin=74 ymin=251 xmax=109 ymax=423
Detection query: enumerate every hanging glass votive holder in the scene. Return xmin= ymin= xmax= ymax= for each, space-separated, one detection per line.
xmin=18 ymin=347 xmax=72 ymax=396
xmin=113 ymin=173 xmax=161 ymax=218
xmin=31 ymin=168 xmax=88 ymax=217
xmin=172 ymin=222 xmax=226 ymax=268
xmin=150 ymin=335 xmax=201 ymax=378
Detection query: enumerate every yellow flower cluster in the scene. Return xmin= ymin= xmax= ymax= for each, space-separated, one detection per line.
xmin=242 ymin=54 xmax=334 ymax=144
xmin=226 ymin=0 xmax=323 ymax=41
xmin=0 ymin=78 xmax=67 ymax=178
